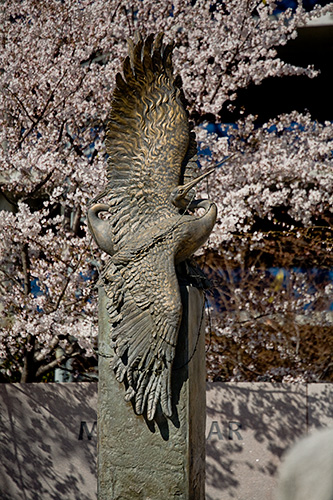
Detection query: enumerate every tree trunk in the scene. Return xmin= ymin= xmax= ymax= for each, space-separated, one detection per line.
xmin=20 ymin=243 xmax=36 ymax=383
xmin=21 ymin=334 xmax=37 ymax=382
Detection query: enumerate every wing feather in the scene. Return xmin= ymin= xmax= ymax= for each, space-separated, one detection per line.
xmin=104 ymin=34 xmax=196 ymax=249
xmin=100 ymin=242 xmax=181 ymax=420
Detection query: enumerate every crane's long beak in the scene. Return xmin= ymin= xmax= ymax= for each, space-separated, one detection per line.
xmin=180 ymin=167 xmax=216 ymax=196
xmin=180 ymin=153 xmax=236 ymax=197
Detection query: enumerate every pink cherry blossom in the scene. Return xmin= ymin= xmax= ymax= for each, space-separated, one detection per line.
xmin=0 ymin=0 xmax=332 ymax=382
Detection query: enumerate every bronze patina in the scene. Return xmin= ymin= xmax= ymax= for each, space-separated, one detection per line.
xmin=88 ymin=33 xmax=217 ymax=421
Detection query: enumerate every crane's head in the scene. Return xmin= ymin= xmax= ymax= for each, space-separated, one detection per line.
xmin=170 ymin=167 xmax=215 ymax=210
xmin=170 ymin=154 xmax=236 ymax=210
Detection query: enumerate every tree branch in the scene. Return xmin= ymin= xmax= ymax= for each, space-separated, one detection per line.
xmin=18 ymin=69 xmax=68 ymax=148
xmin=23 ymin=168 xmax=55 ymax=199
xmin=35 ymin=351 xmax=79 ymax=378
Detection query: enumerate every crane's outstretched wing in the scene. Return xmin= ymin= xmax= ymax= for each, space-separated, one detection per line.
xmin=100 ymin=238 xmax=182 ymax=421
xmin=92 ymin=34 xmax=201 ymax=421
xmin=104 ymin=33 xmax=197 ymax=250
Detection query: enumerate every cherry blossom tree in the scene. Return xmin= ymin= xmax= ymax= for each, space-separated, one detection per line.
xmin=0 ymin=0 xmax=332 ymax=382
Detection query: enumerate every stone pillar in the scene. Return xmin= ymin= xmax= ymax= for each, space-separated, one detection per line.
xmin=97 ymin=285 xmax=206 ymax=500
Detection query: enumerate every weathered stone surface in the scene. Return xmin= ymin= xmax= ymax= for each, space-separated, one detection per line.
xmin=0 ymin=383 xmax=97 ymax=500
xmin=206 ymin=383 xmax=308 ymax=500
xmin=307 ymin=383 xmax=333 ymax=429
xmin=98 ymin=285 xmax=206 ymax=500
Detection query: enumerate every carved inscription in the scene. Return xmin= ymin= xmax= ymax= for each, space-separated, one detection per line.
xmin=77 ymin=420 xmax=243 ymax=441
xmin=207 ymin=421 xmax=243 ymax=441
xmin=78 ymin=421 xmax=97 ymax=440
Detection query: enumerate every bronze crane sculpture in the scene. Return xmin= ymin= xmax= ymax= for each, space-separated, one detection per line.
xmin=88 ymin=33 xmax=218 ymax=421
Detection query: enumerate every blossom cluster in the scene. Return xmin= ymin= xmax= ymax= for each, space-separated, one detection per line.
xmin=0 ymin=0 xmax=332 ymax=381
xmin=197 ymin=112 xmax=333 ymax=244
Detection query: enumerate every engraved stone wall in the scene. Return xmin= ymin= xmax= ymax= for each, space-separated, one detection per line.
xmin=0 ymin=382 xmax=331 ymax=499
